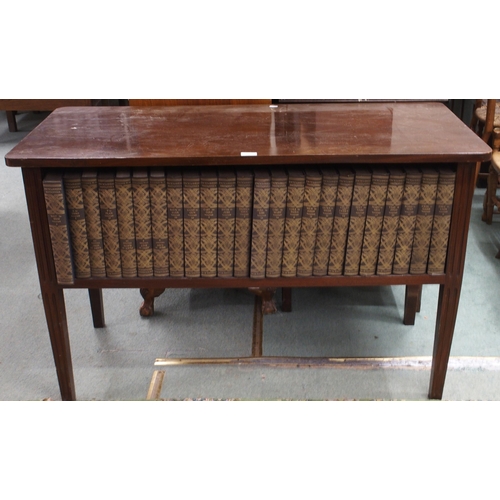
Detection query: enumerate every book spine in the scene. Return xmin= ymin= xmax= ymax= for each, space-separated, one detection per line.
xmin=359 ymin=168 xmax=389 ymax=276
xmin=81 ymin=170 xmax=106 ymax=277
xmin=217 ymin=169 xmax=236 ymax=277
xmin=63 ymin=171 xmax=91 ymax=279
xmin=132 ymin=169 xmax=154 ymax=277
xmin=343 ymin=169 xmax=372 ymax=276
xmin=182 ymin=170 xmax=201 ymax=278
xmin=392 ymin=170 xmax=423 ymax=275
xmin=149 ymin=168 xmax=169 ymax=277
xmin=427 ymin=168 xmax=456 ymax=275
xmin=166 ymin=170 xmax=185 ymax=277
xmin=43 ymin=172 xmax=74 ymax=285
xmin=200 ymin=169 xmax=218 ymax=278
xmin=265 ymin=168 xmax=288 ymax=278
xmin=281 ymin=169 xmax=306 ymax=278
xmin=115 ymin=168 xmax=137 ymax=278
xmin=297 ymin=168 xmax=322 ymax=277
xmin=328 ymin=168 xmax=355 ymax=276
xmin=409 ymin=168 xmax=439 ymax=274
xmin=98 ymin=171 xmax=122 ymax=278
xmin=233 ymin=169 xmax=254 ymax=278
xmin=376 ymin=168 xmax=405 ymax=275
xmin=312 ymin=168 xmax=339 ymax=276
xmin=250 ymin=169 xmax=271 ymax=279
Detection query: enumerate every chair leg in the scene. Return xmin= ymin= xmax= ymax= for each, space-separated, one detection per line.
xmin=482 ymin=163 xmax=497 ymax=224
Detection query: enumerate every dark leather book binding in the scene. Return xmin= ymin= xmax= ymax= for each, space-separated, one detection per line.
xmin=166 ymin=170 xmax=185 ymax=277
xmin=200 ymin=169 xmax=218 ymax=278
xmin=81 ymin=170 xmax=106 ymax=278
xmin=98 ymin=170 xmax=122 ymax=278
xmin=250 ymin=169 xmax=271 ymax=279
xmin=281 ymin=169 xmax=306 ymax=278
xmin=297 ymin=168 xmax=322 ymax=277
xmin=115 ymin=168 xmax=138 ymax=278
xmin=376 ymin=168 xmax=406 ymax=275
xmin=427 ymin=168 xmax=456 ymax=275
xmin=217 ymin=169 xmax=236 ymax=277
xmin=132 ymin=169 xmax=154 ymax=278
xmin=328 ymin=168 xmax=355 ymax=276
xmin=265 ymin=168 xmax=288 ymax=278
xmin=313 ymin=167 xmax=339 ymax=276
xmin=63 ymin=171 xmax=91 ymax=279
xmin=359 ymin=168 xmax=389 ymax=276
xmin=409 ymin=168 xmax=439 ymax=275
xmin=392 ymin=169 xmax=423 ymax=275
xmin=234 ymin=169 xmax=254 ymax=278
xmin=182 ymin=169 xmax=201 ymax=278
xmin=43 ymin=171 xmax=74 ymax=285
xmin=149 ymin=167 xmax=169 ymax=277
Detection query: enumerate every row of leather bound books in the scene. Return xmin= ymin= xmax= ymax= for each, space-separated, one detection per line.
xmin=42 ymin=166 xmax=456 ymax=285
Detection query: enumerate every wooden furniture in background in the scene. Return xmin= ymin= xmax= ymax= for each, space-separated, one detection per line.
xmin=0 ymin=99 xmax=92 ymax=132
xmin=4 ymin=103 xmax=491 ymax=401
xmin=470 ymin=100 xmax=500 ymax=223
xmin=485 ymin=129 xmax=500 ymax=257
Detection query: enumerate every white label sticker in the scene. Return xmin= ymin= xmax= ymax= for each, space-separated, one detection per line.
xmin=241 ymin=152 xmax=258 ymax=156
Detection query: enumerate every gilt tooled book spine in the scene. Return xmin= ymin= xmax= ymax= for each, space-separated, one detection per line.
xmin=217 ymin=169 xmax=236 ymax=278
xmin=98 ymin=171 xmax=122 ymax=278
xmin=265 ymin=168 xmax=288 ymax=278
xmin=166 ymin=170 xmax=184 ymax=277
xmin=359 ymin=168 xmax=389 ymax=276
xmin=149 ymin=168 xmax=169 ymax=277
xmin=392 ymin=169 xmax=423 ymax=275
xmin=376 ymin=168 xmax=405 ymax=275
xmin=281 ymin=169 xmax=306 ymax=278
xmin=343 ymin=169 xmax=372 ymax=276
xmin=43 ymin=172 xmax=74 ymax=285
xmin=297 ymin=168 xmax=322 ymax=277
xmin=182 ymin=170 xmax=201 ymax=278
xmin=132 ymin=169 xmax=154 ymax=278
xmin=234 ymin=169 xmax=254 ymax=278
xmin=427 ymin=168 xmax=456 ymax=275
xmin=115 ymin=168 xmax=137 ymax=278
xmin=250 ymin=169 xmax=271 ymax=279
xmin=312 ymin=168 xmax=339 ymax=276
xmin=200 ymin=169 xmax=218 ymax=278
xmin=327 ymin=168 xmax=355 ymax=276
xmin=409 ymin=168 xmax=439 ymax=275
xmin=81 ymin=170 xmax=106 ymax=278
xmin=63 ymin=171 xmax=91 ymax=279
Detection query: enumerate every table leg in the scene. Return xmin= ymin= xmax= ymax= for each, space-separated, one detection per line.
xmin=282 ymin=287 xmax=292 ymax=312
xmin=429 ymin=163 xmax=476 ymax=400
xmin=22 ymin=168 xmax=76 ymax=400
xmin=252 ymin=294 xmax=264 ymax=357
xmin=248 ymin=287 xmax=277 ymax=314
xmin=88 ymin=289 xmax=105 ymax=328
xmin=139 ymin=288 xmax=165 ymax=317
xmin=41 ymin=285 xmax=76 ymax=400
xmin=403 ymin=285 xmax=422 ymax=325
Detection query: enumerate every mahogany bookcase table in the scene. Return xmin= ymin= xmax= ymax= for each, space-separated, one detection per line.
xmin=5 ymin=102 xmax=491 ymax=401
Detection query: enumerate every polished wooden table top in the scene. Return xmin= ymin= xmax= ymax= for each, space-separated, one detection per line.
xmin=5 ymin=102 xmax=491 ymax=168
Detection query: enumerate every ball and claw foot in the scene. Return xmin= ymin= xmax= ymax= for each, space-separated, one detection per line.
xmin=139 ymin=288 xmax=165 ymax=317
